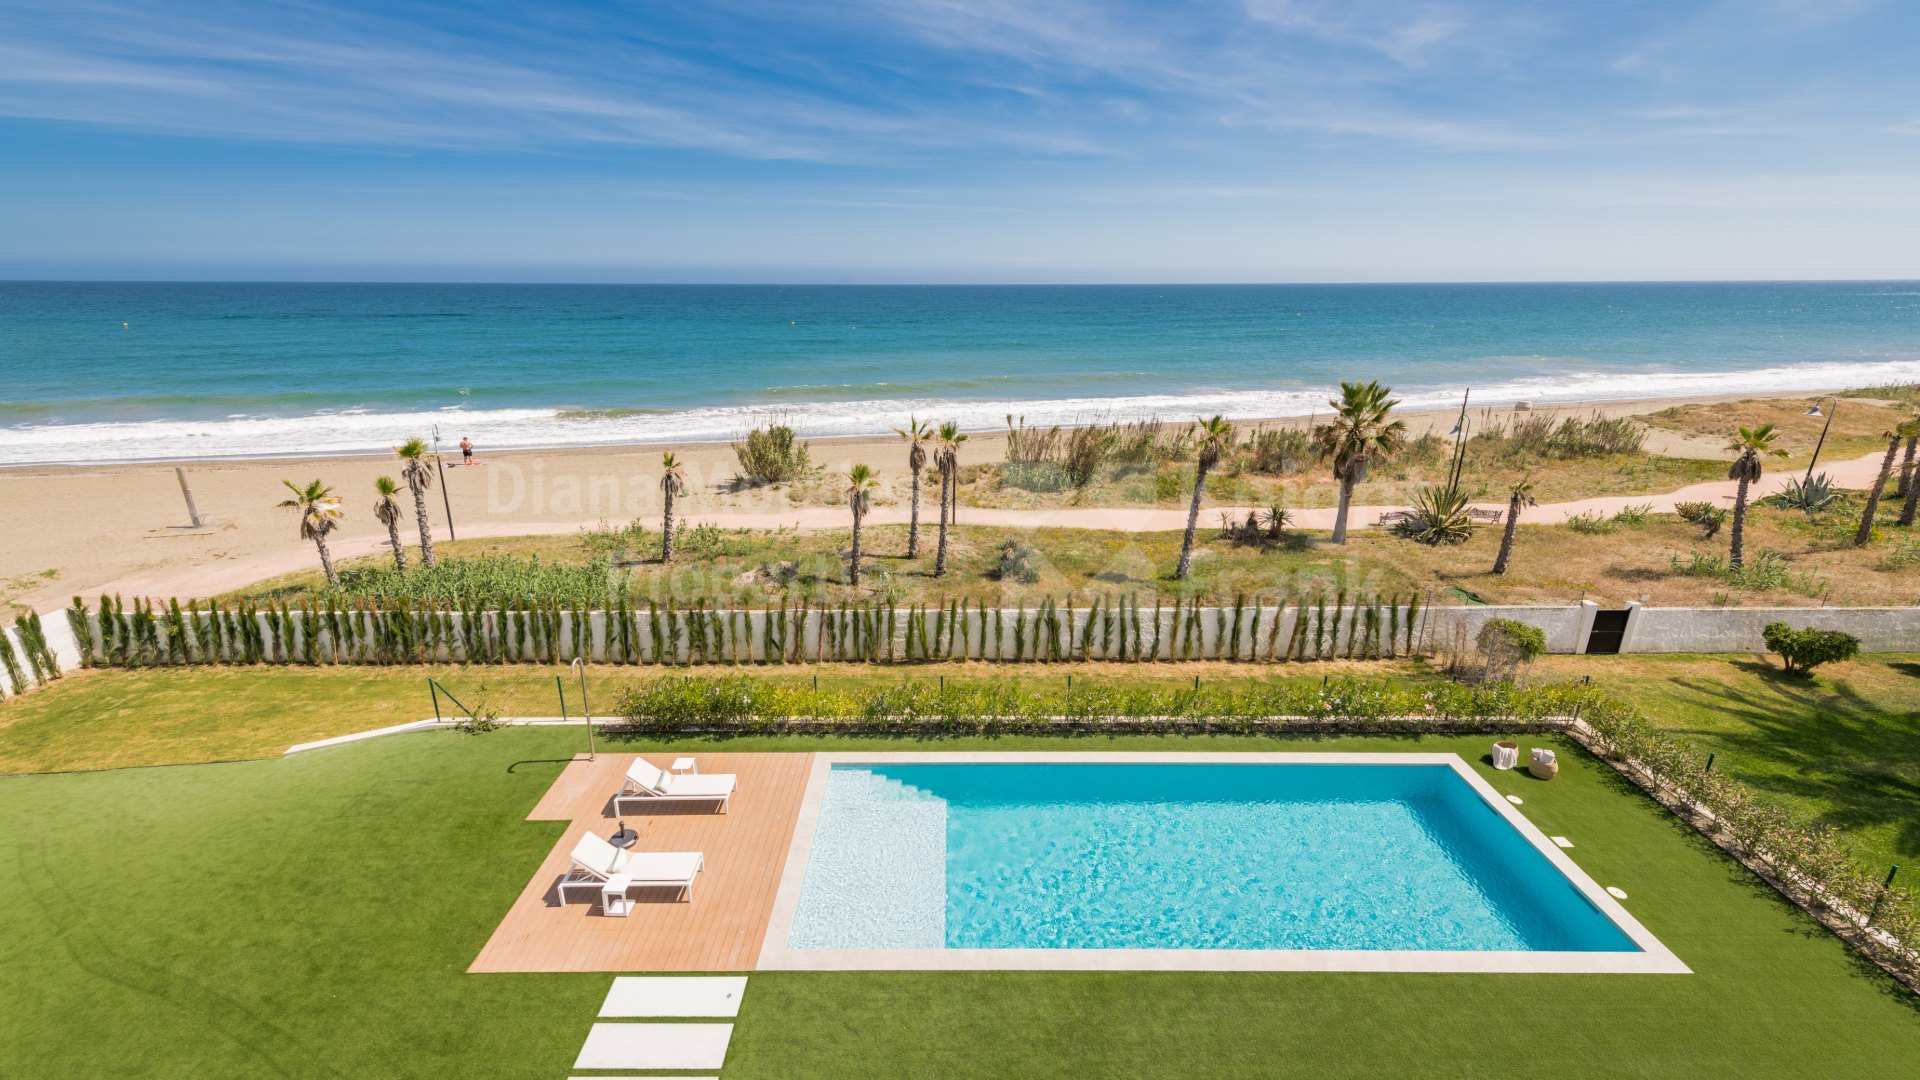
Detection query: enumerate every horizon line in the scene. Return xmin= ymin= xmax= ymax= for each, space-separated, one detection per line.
xmin=5 ymin=276 xmax=1920 ymax=288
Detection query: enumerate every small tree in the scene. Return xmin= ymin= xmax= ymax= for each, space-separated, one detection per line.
xmin=1725 ymin=424 xmax=1786 ymax=569
xmin=1475 ymin=617 xmax=1546 ymax=683
xmin=659 ymin=452 xmax=687 ymax=562
xmin=845 ymin=463 xmax=877 ymax=585
xmin=1490 ymin=478 xmax=1537 ymax=574
xmin=895 ymin=416 xmax=933 ymax=559
xmin=278 ymin=479 xmax=344 ymax=585
xmin=1762 ymin=622 xmax=1860 ymax=677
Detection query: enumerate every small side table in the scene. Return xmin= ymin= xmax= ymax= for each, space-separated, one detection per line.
xmin=601 ymin=874 xmax=634 ymax=917
xmin=670 ymin=756 xmax=699 ymax=775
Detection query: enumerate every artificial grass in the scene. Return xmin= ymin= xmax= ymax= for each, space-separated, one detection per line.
xmin=2 ymin=727 xmax=1916 ymax=1078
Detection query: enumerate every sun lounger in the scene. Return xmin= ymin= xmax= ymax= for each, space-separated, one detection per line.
xmin=615 ymin=759 xmax=737 ymax=814
xmin=559 ymin=832 xmax=705 ymax=905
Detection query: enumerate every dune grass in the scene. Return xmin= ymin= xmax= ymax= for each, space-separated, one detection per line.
xmin=2 ymin=725 xmax=1917 ymax=1079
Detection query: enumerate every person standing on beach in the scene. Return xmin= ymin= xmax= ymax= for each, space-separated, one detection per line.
xmin=459 ymin=436 xmax=474 ymax=464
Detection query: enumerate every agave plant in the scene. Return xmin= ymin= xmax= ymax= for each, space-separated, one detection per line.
xmin=1773 ymin=472 xmax=1839 ymax=513
xmin=1394 ymin=485 xmax=1476 ymax=546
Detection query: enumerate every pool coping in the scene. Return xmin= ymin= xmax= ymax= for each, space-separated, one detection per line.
xmin=756 ymin=751 xmax=1690 ymax=974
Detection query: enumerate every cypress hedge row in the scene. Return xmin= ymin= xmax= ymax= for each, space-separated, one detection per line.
xmin=62 ymin=590 xmax=1427 ymax=668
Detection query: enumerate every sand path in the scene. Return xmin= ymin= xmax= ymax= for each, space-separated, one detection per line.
xmin=55 ymin=449 xmax=1886 ymax=606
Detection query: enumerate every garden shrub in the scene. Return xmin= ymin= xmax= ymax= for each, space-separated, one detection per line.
xmin=1762 ymin=622 xmax=1860 ymax=676
xmin=732 ymin=422 xmax=812 ymax=485
xmin=993 ymin=540 xmax=1043 ymax=584
xmin=1474 ymin=617 xmax=1546 ymax=683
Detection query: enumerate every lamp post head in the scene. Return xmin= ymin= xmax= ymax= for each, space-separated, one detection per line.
xmin=1806 ymin=404 xmax=1823 ymax=417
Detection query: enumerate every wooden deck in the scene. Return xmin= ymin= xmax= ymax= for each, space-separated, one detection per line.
xmin=470 ymin=752 xmax=813 ymax=973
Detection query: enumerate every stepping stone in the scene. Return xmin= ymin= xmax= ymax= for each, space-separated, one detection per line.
xmin=1606 ymin=886 xmax=1629 ymax=900
xmin=1505 ymin=794 xmax=1524 ymax=805
xmin=1549 ymin=836 xmax=1574 ymax=848
xmin=574 ymin=1022 xmax=732 ymax=1071
xmin=600 ymin=976 xmax=749 ymax=1018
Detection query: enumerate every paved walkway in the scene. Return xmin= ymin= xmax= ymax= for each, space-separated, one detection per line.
xmin=568 ymin=975 xmax=746 ymax=1076
xmin=66 ymin=450 xmax=1889 ymax=603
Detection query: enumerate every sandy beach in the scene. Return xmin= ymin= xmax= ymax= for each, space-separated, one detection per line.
xmin=0 ymin=389 xmax=1885 ymax=612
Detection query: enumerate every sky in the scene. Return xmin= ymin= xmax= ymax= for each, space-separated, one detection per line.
xmin=1 ymin=0 xmax=1918 ymax=283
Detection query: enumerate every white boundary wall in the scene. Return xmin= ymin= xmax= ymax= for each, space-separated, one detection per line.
xmin=9 ymin=601 xmax=1917 ymax=698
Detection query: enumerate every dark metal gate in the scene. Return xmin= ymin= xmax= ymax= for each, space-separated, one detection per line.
xmin=1585 ymin=609 xmax=1631 ymax=654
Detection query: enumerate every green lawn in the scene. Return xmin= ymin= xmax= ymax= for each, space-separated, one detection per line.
xmin=2 ymin=727 xmax=1916 ymax=1078
xmin=1537 ymin=653 xmax=1920 ymax=872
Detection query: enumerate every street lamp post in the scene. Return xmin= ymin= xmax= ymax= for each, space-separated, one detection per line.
xmin=1804 ymin=396 xmax=1839 ymax=485
xmin=432 ymin=425 xmax=458 ymax=541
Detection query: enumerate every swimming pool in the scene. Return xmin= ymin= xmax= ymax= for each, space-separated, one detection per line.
xmin=761 ymin=753 xmax=1686 ymax=973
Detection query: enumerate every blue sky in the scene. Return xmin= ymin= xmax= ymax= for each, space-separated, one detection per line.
xmin=2 ymin=0 xmax=1918 ymax=282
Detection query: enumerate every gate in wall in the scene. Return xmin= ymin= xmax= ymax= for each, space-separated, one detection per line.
xmin=1585 ymin=609 xmax=1631 ymax=654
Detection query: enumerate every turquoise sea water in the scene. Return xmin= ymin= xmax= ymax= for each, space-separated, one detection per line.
xmin=2 ymin=281 xmax=1918 ymax=463
xmin=787 ymin=763 xmax=1638 ymax=952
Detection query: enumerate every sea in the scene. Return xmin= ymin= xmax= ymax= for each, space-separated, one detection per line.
xmin=2 ymin=281 xmax=1918 ymax=465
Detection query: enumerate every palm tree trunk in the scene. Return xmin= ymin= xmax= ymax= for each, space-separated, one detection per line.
xmin=1491 ymin=495 xmax=1521 ymax=574
xmin=1729 ymin=476 xmax=1751 ymax=569
xmin=1899 ymin=458 xmax=1920 ymax=526
xmin=1175 ymin=462 xmax=1211 ymax=579
xmin=411 ymin=486 xmax=436 ymax=567
xmin=1331 ymin=478 xmax=1355 ymax=544
xmin=906 ymin=465 xmax=921 ymax=558
xmin=1897 ymin=435 xmax=1918 ymax=500
xmin=314 ymin=533 xmax=338 ymax=585
xmin=662 ymin=488 xmax=677 ymax=561
xmin=934 ymin=460 xmax=952 ymax=576
xmin=850 ymin=511 xmax=864 ymax=585
xmin=385 ymin=519 xmax=408 ymax=571
xmin=1855 ymin=435 xmax=1900 ymax=545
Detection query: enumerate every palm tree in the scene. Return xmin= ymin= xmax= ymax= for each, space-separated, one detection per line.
xmin=659 ymin=452 xmax=687 ymax=562
xmin=1310 ymin=381 xmax=1406 ymax=544
xmin=372 ymin=475 xmax=408 ymax=571
xmin=845 ymin=463 xmax=878 ymax=585
xmin=1490 ymin=478 xmax=1537 ymax=575
xmin=1895 ymin=423 xmax=1919 ymax=502
xmin=1855 ymin=427 xmax=1905 ymax=545
xmin=1175 ymin=415 xmax=1235 ymax=580
xmin=1900 ymin=424 xmax=1920 ymax=527
xmin=1726 ymin=424 xmax=1787 ymax=569
xmin=895 ymin=416 xmax=933 ymax=559
xmin=394 ymin=438 xmax=437 ymax=568
xmin=934 ymin=421 xmax=968 ymax=577
xmin=278 ymin=479 xmax=344 ymax=585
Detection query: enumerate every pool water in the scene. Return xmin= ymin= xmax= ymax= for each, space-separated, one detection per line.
xmin=787 ymin=763 xmax=1640 ymax=952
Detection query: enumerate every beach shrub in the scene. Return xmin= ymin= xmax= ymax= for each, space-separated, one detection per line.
xmin=998 ymin=461 xmax=1073 ymax=493
xmin=1565 ymin=510 xmax=1616 ymax=535
xmin=322 ymin=554 xmax=628 ymax=608
xmin=1762 ymin=622 xmax=1859 ymax=677
xmin=732 ymin=422 xmax=812 ymax=485
xmin=1062 ymin=425 xmax=1116 ymax=487
xmin=1478 ymin=412 xmax=1646 ymax=460
xmin=1674 ymin=501 xmax=1728 ymax=537
xmin=1243 ymin=427 xmax=1311 ymax=475
xmin=993 ymin=540 xmax=1042 ymax=584
xmin=1611 ymin=502 xmax=1655 ymax=527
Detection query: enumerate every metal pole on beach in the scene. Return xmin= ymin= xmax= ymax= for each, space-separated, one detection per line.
xmin=175 ymin=467 xmax=208 ymax=527
xmin=432 ymin=425 xmax=458 ymax=541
